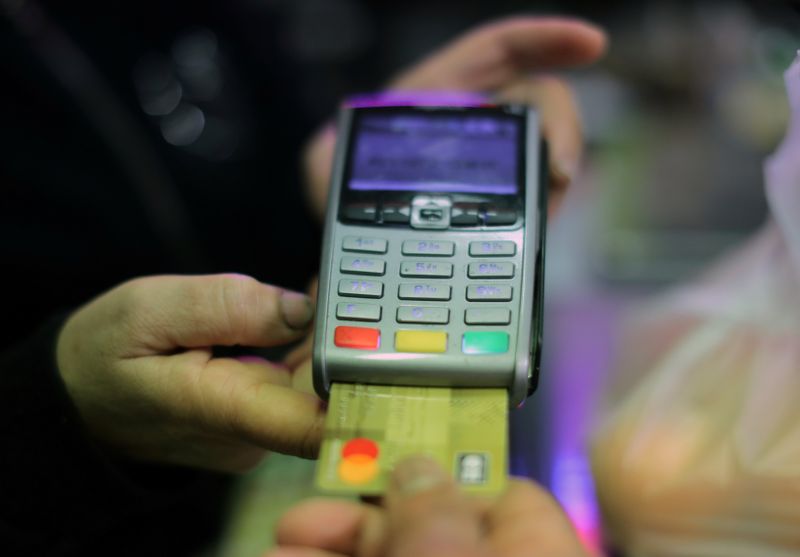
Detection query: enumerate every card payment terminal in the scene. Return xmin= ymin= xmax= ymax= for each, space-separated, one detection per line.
xmin=312 ymin=99 xmax=547 ymax=406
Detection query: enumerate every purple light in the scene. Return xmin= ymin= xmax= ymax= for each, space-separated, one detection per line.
xmin=550 ymin=453 xmax=604 ymax=554
xmin=345 ymin=90 xmax=494 ymax=108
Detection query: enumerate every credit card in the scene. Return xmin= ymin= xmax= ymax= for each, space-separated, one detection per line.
xmin=316 ymin=382 xmax=508 ymax=495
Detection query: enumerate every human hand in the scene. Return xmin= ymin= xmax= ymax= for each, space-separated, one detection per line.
xmin=303 ymin=16 xmax=607 ymax=218
xmin=282 ymin=277 xmax=318 ymax=371
xmin=56 ymin=274 xmax=326 ymax=472
xmin=268 ymin=455 xmax=589 ymax=557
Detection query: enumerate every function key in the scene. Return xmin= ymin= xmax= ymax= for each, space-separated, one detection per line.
xmin=342 ymin=203 xmax=378 ymax=223
xmin=342 ymin=236 xmax=387 ymax=254
xmin=398 ymin=283 xmax=452 ymax=301
xmin=400 ymin=261 xmax=454 ymax=279
xmin=396 ymin=306 xmax=450 ymax=325
xmin=381 ymin=203 xmax=411 ymax=224
xmin=334 ymin=326 xmax=380 ymax=350
xmin=469 ymin=241 xmax=516 ymax=257
xmin=464 ymin=308 xmax=511 ymax=325
xmin=484 ymin=207 xmax=517 ymax=226
xmin=340 ymin=257 xmax=386 ymax=276
xmin=466 ymin=284 xmax=513 ymax=302
xmin=338 ymin=279 xmax=384 ymax=298
xmin=336 ymin=302 xmax=381 ymax=322
xmin=401 ymin=240 xmax=455 ymax=257
xmin=450 ymin=203 xmax=481 ymax=226
xmin=462 ymin=332 xmax=509 ymax=354
xmin=395 ymin=330 xmax=447 ymax=353
xmin=467 ymin=262 xmax=515 ymax=279
xmin=410 ymin=196 xmax=451 ymax=230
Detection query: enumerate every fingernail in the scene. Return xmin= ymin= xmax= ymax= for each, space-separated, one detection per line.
xmin=280 ymin=290 xmax=314 ymax=330
xmin=392 ymin=455 xmax=448 ymax=495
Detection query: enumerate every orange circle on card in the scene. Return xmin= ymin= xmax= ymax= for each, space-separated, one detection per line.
xmin=342 ymin=438 xmax=379 ymax=459
xmin=338 ymin=453 xmax=379 ymax=485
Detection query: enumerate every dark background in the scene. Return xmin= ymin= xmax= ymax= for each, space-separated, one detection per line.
xmin=2 ymin=1 xmax=798 ymax=555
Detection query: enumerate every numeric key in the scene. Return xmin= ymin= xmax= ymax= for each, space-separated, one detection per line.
xmin=336 ymin=303 xmax=381 ymax=322
xmin=469 ymin=241 xmax=516 ymax=257
xmin=342 ymin=236 xmax=387 ymax=254
xmin=402 ymin=240 xmax=455 ymax=257
xmin=400 ymin=261 xmax=453 ymax=278
xmin=467 ymin=262 xmax=515 ymax=279
xmin=340 ymin=257 xmax=386 ymax=276
xmin=398 ymin=283 xmax=452 ymax=301
xmin=466 ymin=284 xmax=513 ymax=301
xmin=338 ymin=279 xmax=384 ymax=298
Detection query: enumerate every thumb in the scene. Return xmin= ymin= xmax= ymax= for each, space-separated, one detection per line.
xmin=121 ymin=274 xmax=315 ymax=354
xmin=385 ymin=456 xmax=485 ymax=557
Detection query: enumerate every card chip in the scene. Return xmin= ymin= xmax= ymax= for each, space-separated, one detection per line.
xmin=456 ymin=453 xmax=489 ymax=485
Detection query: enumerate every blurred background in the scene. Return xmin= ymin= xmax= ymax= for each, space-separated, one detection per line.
xmin=2 ymin=0 xmax=798 ymax=555
xmin=211 ymin=1 xmax=798 ymax=555
xmin=214 ymin=1 xmax=798 ymax=555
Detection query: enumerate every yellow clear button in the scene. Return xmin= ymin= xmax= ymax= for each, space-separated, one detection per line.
xmin=395 ymin=330 xmax=447 ymax=353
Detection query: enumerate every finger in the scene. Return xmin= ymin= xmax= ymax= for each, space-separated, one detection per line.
xmin=121 ymin=274 xmax=315 ymax=355
xmin=495 ymin=75 xmax=582 ymax=213
xmin=390 ymin=17 xmax=606 ymax=91
xmin=290 ymin=358 xmax=316 ymax=396
xmin=283 ymin=276 xmax=318 ymax=368
xmin=385 ymin=456 xmax=485 ymax=557
xmin=303 ymin=123 xmax=337 ymax=220
xmin=232 ymin=355 xmax=292 ymax=386
xmin=276 ymin=498 xmax=386 ymax=557
xmin=486 ymin=478 xmax=588 ymax=557
xmin=306 ymin=276 xmax=320 ymax=300
xmin=159 ymin=352 xmax=326 ymax=458
xmin=283 ymin=332 xmax=315 ymax=370
xmin=213 ymin=377 xmax=325 ymax=459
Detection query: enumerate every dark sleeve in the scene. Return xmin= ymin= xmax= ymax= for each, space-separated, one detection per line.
xmin=0 ymin=316 xmax=231 ymax=556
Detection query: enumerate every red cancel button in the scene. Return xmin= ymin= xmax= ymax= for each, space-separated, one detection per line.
xmin=334 ymin=326 xmax=380 ymax=350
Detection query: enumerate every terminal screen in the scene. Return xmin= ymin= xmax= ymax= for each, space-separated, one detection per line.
xmin=348 ymin=112 xmax=520 ymax=195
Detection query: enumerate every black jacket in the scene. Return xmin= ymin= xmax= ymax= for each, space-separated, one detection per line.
xmin=0 ymin=2 xmax=321 ymax=554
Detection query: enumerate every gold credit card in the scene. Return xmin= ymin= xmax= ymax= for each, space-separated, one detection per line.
xmin=316 ymin=383 xmax=508 ymax=496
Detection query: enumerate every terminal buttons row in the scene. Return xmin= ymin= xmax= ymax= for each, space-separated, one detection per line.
xmin=342 ymin=203 xmax=518 ymax=227
xmin=336 ymin=301 xmax=509 ymax=326
xmin=333 ymin=326 xmax=509 ymax=355
xmin=338 ymin=258 xmax=515 ymax=280
xmin=340 ymin=282 xmax=511 ymax=302
xmin=342 ymin=236 xmax=516 ymax=257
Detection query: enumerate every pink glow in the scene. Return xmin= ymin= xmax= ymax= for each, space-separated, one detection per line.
xmin=550 ymin=453 xmax=604 ymax=554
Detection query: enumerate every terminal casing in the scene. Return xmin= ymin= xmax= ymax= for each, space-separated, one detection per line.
xmin=312 ymin=104 xmax=546 ymax=406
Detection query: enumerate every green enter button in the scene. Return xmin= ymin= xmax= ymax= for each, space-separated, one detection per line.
xmin=462 ymin=332 xmax=509 ymax=354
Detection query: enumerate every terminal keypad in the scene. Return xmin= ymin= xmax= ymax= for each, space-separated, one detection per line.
xmin=332 ymin=235 xmax=518 ymax=355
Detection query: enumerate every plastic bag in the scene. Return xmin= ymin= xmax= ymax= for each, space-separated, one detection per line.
xmin=590 ymin=53 xmax=800 ymax=557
